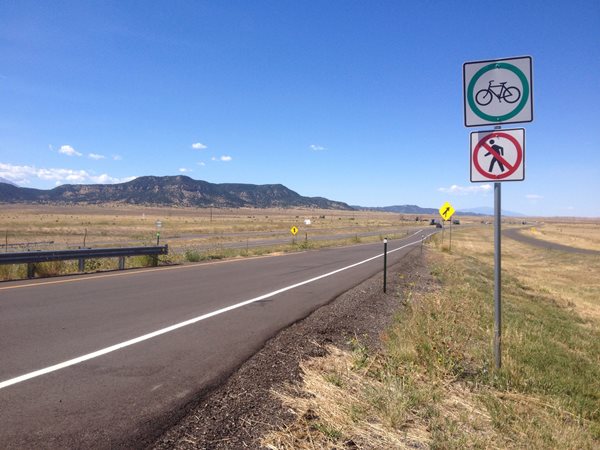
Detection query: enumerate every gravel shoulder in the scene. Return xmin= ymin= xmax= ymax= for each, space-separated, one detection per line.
xmin=150 ymin=248 xmax=432 ymax=449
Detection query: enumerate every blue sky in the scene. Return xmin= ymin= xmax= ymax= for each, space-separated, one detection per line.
xmin=1 ymin=0 xmax=598 ymax=216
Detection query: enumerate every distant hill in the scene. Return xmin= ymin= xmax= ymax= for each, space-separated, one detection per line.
xmin=0 ymin=176 xmax=354 ymax=210
xmin=458 ymin=206 xmax=525 ymax=217
xmin=0 ymin=177 xmax=17 ymax=186
xmin=353 ymin=204 xmax=438 ymax=215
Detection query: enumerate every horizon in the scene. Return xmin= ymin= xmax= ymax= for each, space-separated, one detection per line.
xmin=1 ymin=1 xmax=598 ymax=217
xmin=1 ymin=174 xmax=598 ymax=219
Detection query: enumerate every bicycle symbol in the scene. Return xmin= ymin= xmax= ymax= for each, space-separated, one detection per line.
xmin=475 ymin=80 xmax=521 ymax=106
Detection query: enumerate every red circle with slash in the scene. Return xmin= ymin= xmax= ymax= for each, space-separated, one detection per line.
xmin=473 ymin=132 xmax=522 ymax=180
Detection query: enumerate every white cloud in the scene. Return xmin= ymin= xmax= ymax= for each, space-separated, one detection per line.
xmin=525 ymin=194 xmax=543 ymax=200
xmin=58 ymin=145 xmax=82 ymax=157
xmin=309 ymin=144 xmax=326 ymax=151
xmin=0 ymin=162 xmax=135 ymax=186
xmin=210 ymin=155 xmax=232 ymax=162
xmin=90 ymin=174 xmax=136 ymax=184
xmin=438 ymin=184 xmax=493 ymax=195
xmin=197 ymin=162 xmax=206 ymax=167
xmin=112 ymin=155 xmax=123 ymax=161
xmin=88 ymin=153 xmax=105 ymax=160
xmin=192 ymin=142 xmax=207 ymax=150
xmin=179 ymin=167 xmax=192 ymax=173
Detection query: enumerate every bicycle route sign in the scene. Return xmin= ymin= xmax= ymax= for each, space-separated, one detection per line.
xmin=463 ymin=56 xmax=533 ymax=127
xmin=470 ymin=128 xmax=525 ymax=182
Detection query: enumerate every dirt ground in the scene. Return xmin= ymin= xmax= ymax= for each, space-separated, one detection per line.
xmin=149 ymin=249 xmax=432 ymax=449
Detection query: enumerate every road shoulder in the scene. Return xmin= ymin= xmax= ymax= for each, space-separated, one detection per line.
xmin=151 ymin=250 xmax=430 ymax=449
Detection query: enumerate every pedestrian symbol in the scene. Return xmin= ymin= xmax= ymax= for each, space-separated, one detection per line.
xmin=439 ymin=202 xmax=455 ymax=221
xmin=470 ymin=129 xmax=525 ymax=182
xmin=486 ymin=139 xmax=505 ymax=173
xmin=463 ymin=56 xmax=533 ymax=127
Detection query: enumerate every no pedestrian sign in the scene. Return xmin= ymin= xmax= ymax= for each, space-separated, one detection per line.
xmin=470 ymin=128 xmax=525 ymax=182
xmin=463 ymin=56 xmax=533 ymax=127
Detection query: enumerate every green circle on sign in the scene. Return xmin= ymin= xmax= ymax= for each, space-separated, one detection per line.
xmin=467 ymin=62 xmax=529 ymax=122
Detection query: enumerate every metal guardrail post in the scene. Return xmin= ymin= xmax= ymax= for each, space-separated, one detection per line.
xmin=27 ymin=263 xmax=35 ymax=279
xmin=119 ymin=256 xmax=125 ymax=270
xmin=78 ymin=258 xmax=85 ymax=272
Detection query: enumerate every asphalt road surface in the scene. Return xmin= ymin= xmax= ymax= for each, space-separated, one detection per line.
xmin=0 ymin=229 xmax=435 ymax=448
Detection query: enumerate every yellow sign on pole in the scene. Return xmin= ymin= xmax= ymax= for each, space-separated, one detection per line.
xmin=290 ymin=226 xmax=299 ymax=236
xmin=439 ymin=202 xmax=455 ymax=221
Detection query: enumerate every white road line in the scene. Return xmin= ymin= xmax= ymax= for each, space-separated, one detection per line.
xmin=0 ymin=232 xmax=427 ymax=390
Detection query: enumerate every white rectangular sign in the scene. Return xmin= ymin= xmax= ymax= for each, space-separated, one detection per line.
xmin=470 ymin=128 xmax=525 ymax=182
xmin=464 ymin=56 xmax=533 ymax=127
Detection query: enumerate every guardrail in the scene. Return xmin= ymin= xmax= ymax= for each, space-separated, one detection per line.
xmin=0 ymin=245 xmax=169 ymax=278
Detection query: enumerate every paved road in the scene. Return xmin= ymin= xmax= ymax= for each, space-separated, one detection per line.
xmin=0 ymin=229 xmax=435 ymax=448
xmin=503 ymin=228 xmax=600 ymax=255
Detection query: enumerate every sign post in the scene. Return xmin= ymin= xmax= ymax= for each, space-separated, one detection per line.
xmin=464 ymin=56 xmax=532 ymax=371
xmin=494 ymin=182 xmax=502 ymax=369
xmin=155 ymin=220 xmax=162 ymax=246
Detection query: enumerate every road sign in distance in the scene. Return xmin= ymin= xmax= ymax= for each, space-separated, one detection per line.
xmin=464 ymin=56 xmax=533 ymax=127
xmin=439 ymin=202 xmax=455 ymax=221
xmin=290 ymin=226 xmax=299 ymax=236
xmin=471 ymin=128 xmax=525 ymax=182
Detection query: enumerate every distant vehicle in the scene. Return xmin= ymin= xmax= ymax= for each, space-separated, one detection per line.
xmin=452 ymin=219 xmax=460 ymax=225
xmin=435 ymin=223 xmax=443 ymax=228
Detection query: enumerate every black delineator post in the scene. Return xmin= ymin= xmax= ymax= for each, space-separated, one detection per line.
xmin=383 ymin=238 xmax=388 ymax=293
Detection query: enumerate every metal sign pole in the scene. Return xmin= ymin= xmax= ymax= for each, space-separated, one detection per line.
xmin=494 ymin=182 xmax=502 ymax=370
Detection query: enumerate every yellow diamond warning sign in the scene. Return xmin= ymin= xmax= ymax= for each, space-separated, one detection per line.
xmin=290 ymin=226 xmax=299 ymax=236
xmin=439 ymin=202 xmax=455 ymax=221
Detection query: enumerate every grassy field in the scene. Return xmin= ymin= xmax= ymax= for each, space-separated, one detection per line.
xmin=262 ymin=223 xmax=600 ymax=449
xmin=520 ymin=219 xmax=600 ymax=252
xmin=0 ymin=204 xmax=425 ymax=247
xmin=0 ymin=204 xmax=441 ymax=280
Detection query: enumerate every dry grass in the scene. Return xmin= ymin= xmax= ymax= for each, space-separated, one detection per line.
xmin=458 ymin=224 xmax=600 ymax=322
xmin=0 ymin=204 xmax=423 ymax=250
xmin=523 ymin=219 xmax=600 ymax=251
xmin=263 ymin=345 xmax=431 ymax=450
xmin=262 ymin=222 xmax=600 ymax=449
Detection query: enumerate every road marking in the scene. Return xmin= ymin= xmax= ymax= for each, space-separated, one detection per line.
xmin=0 ymin=231 xmax=429 ymax=390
